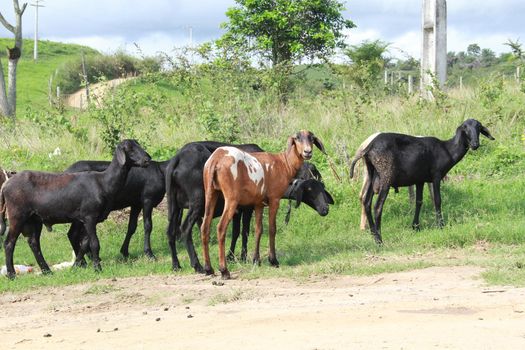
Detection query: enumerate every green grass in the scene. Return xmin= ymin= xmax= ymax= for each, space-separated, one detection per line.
xmin=1 ymin=41 xmax=525 ymax=292
xmin=0 ymin=38 xmax=98 ymax=111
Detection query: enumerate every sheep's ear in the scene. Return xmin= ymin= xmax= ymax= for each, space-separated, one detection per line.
xmin=325 ymin=189 xmax=335 ymax=205
xmin=287 ymin=136 xmax=296 ymax=152
xmin=480 ymin=126 xmax=495 ymax=140
xmin=313 ymin=135 xmax=326 ymax=155
xmin=116 ymin=145 xmax=126 ymax=166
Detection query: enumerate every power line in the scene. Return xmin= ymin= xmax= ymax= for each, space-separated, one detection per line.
xmin=30 ymin=0 xmax=45 ymax=61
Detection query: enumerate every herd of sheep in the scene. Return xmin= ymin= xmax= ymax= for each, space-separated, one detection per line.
xmin=0 ymin=119 xmax=494 ymax=279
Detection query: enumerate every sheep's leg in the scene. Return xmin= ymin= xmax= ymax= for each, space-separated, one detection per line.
xmin=181 ymin=206 xmax=203 ymax=273
xmin=431 ymin=180 xmax=444 ymax=228
xmin=120 ymin=206 xmax=140 ymax=259
xmin=252 ymin=205 xmax=264 ymax=265
xmin=216 ymin=200 xmax=238 ymax=280
xmin=267 ymin=200 xmax=280 ymax=267
xmin=372 ymin=187 xmax=389 ymax=245
xmin=363 ymin=165 xmax=378 ymax=241
xmin=141 ymin=201 xmax=156 ymax=260
xmin=228 ymin=211 xmax=242 ymax=261
xmin=83 ymin=219 xmax=102 ymax=272
xmin=359 ymin=171 xmax=370 ymax=230
xmin=165 ymin=205 xmax=182 ymax=271
xmin=412 ymin=183 xmax=424 ymax=231
xmin=240 ymin=208 xmax=253 ymax=263
xmin=67 ymin=221 xmax=88 ymax=267
xmin=200 ymin=190 xmax=218 ymax=276
xmin=4 ymin=220 xmax=22 ymax=279
xmin=27 ymin=222 xmax=51 ymax=275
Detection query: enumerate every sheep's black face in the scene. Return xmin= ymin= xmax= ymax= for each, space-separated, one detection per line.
xmin=461 ymin=119 xmax=494 ymax=150
xmin=299 ymin=180 xmax=333 ymax=216
xmin=121 ymin=139 xmax=152 ymax=167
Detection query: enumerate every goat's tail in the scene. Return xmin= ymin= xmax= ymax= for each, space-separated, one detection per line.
xmin=349 ymin=132 xmax=381 ymax=179
xmin=165 ymin=156 xmax=180 ymax=239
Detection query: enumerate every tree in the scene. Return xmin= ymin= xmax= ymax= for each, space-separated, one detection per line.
xmin=504 ymin=38 xmax=524 ymax=60
xmin=344 ymin=40 xmax=389 ymax=77
xmin=480 ymin=48 xmax=497 ymax=67
xmin=467 ymin=43 xmax=481 ymax=58
xmin=219 ymin=0 xmax=355 ymax=100
xmin=0 ymin=0 xmax=27 ymax=119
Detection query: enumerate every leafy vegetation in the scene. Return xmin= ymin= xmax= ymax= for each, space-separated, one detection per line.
xmin=1 ymin=38 xmax=525 ymax=292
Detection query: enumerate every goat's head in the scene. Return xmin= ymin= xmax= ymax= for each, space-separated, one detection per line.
xmin=287 ymin=130 xmax=326 ymax=160
xmin=460 ymin=119 xmax=495 ymax=150
xmin=292 ymin=179 xmax=334 ymax=216
xmin=116 ymin=139 xmax=152 ymax=167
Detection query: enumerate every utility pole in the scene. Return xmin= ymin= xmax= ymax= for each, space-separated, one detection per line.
xmin=30 ymin=0 xmax=44 ymax=61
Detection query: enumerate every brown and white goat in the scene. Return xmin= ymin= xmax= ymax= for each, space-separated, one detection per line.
xmin=200 ymin=130 xmax=326 ymax=279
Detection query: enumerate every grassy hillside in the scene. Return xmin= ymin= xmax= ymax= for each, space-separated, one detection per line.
xmin=1 ymin=44 xmax=525 ymax=292
xmin=0 ymin=38 xmax=98 ymax=111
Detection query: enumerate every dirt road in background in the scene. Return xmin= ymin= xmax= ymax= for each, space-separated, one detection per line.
xmin=1 ymin=266 xmax=525 ymax=349
xmin=65 ymin=78 xmax=131 ymax=109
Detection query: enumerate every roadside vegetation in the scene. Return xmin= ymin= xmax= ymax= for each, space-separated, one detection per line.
xmin=1 ymin=32 xmax=525 ymax=292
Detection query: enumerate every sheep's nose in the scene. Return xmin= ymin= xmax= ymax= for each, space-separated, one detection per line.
xmin=320 ymin=206 xmax=329 ymax=216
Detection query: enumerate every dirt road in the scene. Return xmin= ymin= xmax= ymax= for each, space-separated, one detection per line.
xmin=1 ymin=266 xmax=524 ymax=349
xmin=65 ymin=78 xmax=131 ymax=109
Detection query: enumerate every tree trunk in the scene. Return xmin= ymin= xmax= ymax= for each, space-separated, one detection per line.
xmin=0 ymin=0 xmax=26 ymax=119
xmin=0 ymin=59 xmax=10 ymax=116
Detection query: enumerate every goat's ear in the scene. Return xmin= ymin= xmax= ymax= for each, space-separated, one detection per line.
xmin=313 ymin=135 xmax=326 ymax=155
xmin=325 ymin=189 xmax=335 ymax=205
xmin=480 ymin=126 xmax=495 ymax=140
xmin=116 ymin=145 xmax=126 ymax=166
xmin=294 ymin=183 xmax=304 ymax=208
xmin=287 ymin=136 xmax=296 ymax=153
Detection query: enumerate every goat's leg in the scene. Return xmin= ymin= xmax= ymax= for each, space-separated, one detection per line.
xmin=67 ymin=222 xmax=88 ymax=267
xmin=200 ymin=190 xmax=218 ymax=276
xmin=363 ymin=168 xmax=377 ymax=241
xmin=216 ymin=200 xmax=238 ymax=280
xmin=4 ymin=221 xmax=22 ymax=279
xmin=359 ymin=172 xmax=370 ymax=230
xmin=412 ymin=183 xmax=424 ymax=231
xmin=240 ymin=208 xmax=253 ymax=263
xmin=165 ymin=206 xmax=182 ymax=271
xmin=83 ymin=219 xmax=102 ymax=272
xmin=252 ymin=205 xmax=264 ymax=265
xmin=27 ymin=223 xmax=51 ymax=275
xmin=181 ymin=206 xmax=204 ymax=273
xmin=372 ymin=187 xmax=389 ymax=245
xmin=268 ymin=199 xmax=280 ymax=267
xmin=228 ymin=212 xmax=241 ymax=262
xmin=431 ymin=180 xmax=444 ymax=228
xmin=141 ymin=202 xmax=156 ymax=260
xmin=119 ymin=206 xmax=140 ymax=259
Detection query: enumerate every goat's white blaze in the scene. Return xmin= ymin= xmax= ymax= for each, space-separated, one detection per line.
xmin=358 ymin=132 xmax=382 ymax=152
xmin=222 ymin=147 xmax=265 ymax=189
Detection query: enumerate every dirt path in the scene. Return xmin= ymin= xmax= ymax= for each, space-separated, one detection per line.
xmin=1 ymin=266 xmax=525 ymax=349
xmin=65 ymin=78 xmax=131 ymax=109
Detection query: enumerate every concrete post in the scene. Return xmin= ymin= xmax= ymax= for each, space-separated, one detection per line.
xmin=408 ymin=75 xmax=413 ymax=94
xmin=421 ymin=0 xmax=447 ymax=99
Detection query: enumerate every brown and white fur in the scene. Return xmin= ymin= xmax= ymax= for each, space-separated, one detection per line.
xmin=200 ymin=130 xmax=325 ymax=279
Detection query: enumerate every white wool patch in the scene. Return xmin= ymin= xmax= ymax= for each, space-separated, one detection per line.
xmin=222 ymin=147 xmax=265 ymax=188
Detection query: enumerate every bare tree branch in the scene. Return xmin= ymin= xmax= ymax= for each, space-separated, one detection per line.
xmin=0 ymin=12 xmax=15 ymax=34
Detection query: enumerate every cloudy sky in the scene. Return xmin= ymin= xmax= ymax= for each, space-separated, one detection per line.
xmin=0 ymin=0 xmax=523 ymax=59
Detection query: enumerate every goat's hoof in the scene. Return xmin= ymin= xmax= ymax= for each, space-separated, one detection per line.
xmin=252 ymin=258 xmax=261 ymax=266
xmin=240 ymin=254 xmax=247 ymax=263
xmin=268 ymin=257 xmax=280 ymax=267
xmin=226 ymin=253 xmax=236 ymax=262
xmin=93 ymin=264 xmax=102 ymax=273
xmin=73 ymin=260 xmax=88 ymax=268
xmin=171 ymin=263 xmax=181 ymax=272
xmin=204 ymin=266 xmax=214 ymax=276
xmin=120 ymin=250 xmax=130 ymax=259
xmin=412 ymin=224 xmax=421 ymax=231
xmin=373 ymin=235 xmax=383 ymax=245
xmin=193 ymin=264 xmax=204 ymax=274
xmin=42 ymin=269 xmax=53 ymax=275
xmin=145 ymin=252 xmax=157 ymax=261
xmin=6 ymin=272 xmax=16 ymax=280
xmin=220 ymin=269 xmax=231 ymax=280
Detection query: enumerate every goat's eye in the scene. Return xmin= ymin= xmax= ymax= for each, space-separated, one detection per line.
xmin=308 ymin=187 xmax=312 ymax=191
